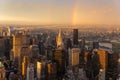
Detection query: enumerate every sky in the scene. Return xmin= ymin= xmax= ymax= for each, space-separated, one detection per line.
xmin=0 ymin=0 xmax=120 ymax=25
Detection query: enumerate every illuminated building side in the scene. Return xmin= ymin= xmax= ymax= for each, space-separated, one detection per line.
xmin=56 ymin=29 xmax=63 ymax=49
xmin=54 ymin=29 xmax=65 ymax=77
xmin=97 ymin=50 xmax=107 ymax=71
xmin=37 ymin=62 xmax=42 ymax=79
xmin=71 ymin=48 xmax=80 ymax=66
xmin=0 ymin=62 xmax=6 ymax=80
xmin=69 ymin=48 xmax=80 ymax=66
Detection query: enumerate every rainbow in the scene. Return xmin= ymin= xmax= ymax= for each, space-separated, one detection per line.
xmin=72 ymin=0 xmax=78 ymax=26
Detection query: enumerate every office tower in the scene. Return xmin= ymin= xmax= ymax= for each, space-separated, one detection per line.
xmin=54 ymin=30 xmax=65 ymax=76
xmin=20 ymin=46 xmax=29 ymax=62
xmin=99 ymin=69 xmax=105 ymax=80
xmin=73 ymin=29 xmax=78 ymax=46
xmin=54 ymin=47 xmax=64 ymax=61
xmin=72 ymin=48 xmax=80 ymax=66
xmin=22 ymin=56 xmax=28 ymax=77
xmin=79 ymin=49 xmax=85 ymax=67
xmin=20 ymin=46 xmax=29 ymax=76
xmin=97 ymin=50 xmax=107 ymax=71
xmin=47 ymin=62 xmax=57 ymax=80
xmin=13 ymin=33 xmax=23 ymax=60
xmin=0 ymin=62 xmax=6 ymax=80
xmin=13 ymin=30 xmax=30 ymax=74
xmin=70 ymin=48 xmax=80 ymax=66
xmin=81 ymin=37 xmax=85 ymax=49
xmin=37 ymin=62 xmax=42 ymax=79
xmin=27 ymin=64 xmax=34 ymax=80
xmin=106 ymin=53 xmax=118 ymax=80
xmin=56 ymin=29 xmax=63 ymax=49
xmin=13 ymin=30 xmax=30 ymax=60
xmin=0 ymin=37 xmax=6 ymax=57
xmin=10 ymin=49 xmax=14 ymax=61
xmin=38 ymin=41 xmax=45 ymax=55
xmin=29 ymin=45 xmax=39 ymax=58
xmin=93 ymin=41 xmax=99 ymax=49
xmin=53 ymin=49 xmax=65 ymax=77
xmin=4 ymin=38 xmax=12 ymax=59
xmin=0 ymin=37 xmax=12 ymax=59
xmin=66 ymin=38 xmax=72 ymax=49
xmin=7 ymin=26 xmax=14 ymax=36
xmin=9 ymin=72 xmax=15 ymax=80
xmin=46 ymin=46 xmax=54 ymax=60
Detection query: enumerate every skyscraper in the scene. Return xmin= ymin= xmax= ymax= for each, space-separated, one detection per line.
xmin=29 ymin=45 xmax=39 ymax=58
xmin=54 ymin=29 xmax=65 ymax=77
xmin=13 ymin=29 xmax=30 ymax=73
xmin=69 ymin=48 xmax=80 ymax=66
xmin=13 ymin=33 xmax=23 ymax=60
xmin=37 ymin=62 xmax=42 ymax=79
xmin=73 ymin=29 xmax=78 ymax=46
xmin=66 ymin=38 xmax=72 ymax=49
xmin=93 ymin=41 xmax=99 ymax=49
xmin=56 ymin=29 xmax=63 ymax=49
xmin=27 ymin=64 xmax=34 ymax=80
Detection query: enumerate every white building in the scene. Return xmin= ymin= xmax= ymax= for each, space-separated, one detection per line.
xmin=27 ymin=64 xmax=34 ymax=80
xmin=99 ymin=69 xmax=105 ymax=80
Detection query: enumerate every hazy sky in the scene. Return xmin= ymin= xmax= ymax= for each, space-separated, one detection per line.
xmin=0 ymin=0 xmax=120 ymax=25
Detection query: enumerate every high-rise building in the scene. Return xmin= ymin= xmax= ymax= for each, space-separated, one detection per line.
xmin=73 ymin=29 xmax=78 ymax=46
xmin=22 ymin=56 xmax=28 ymax=77
xmin=13 ymin=30 xmax=30 ymax=71
xmin=0 ymin=37 xmax=6 ymax=57
xmin=13 ymin=30 xmax=30 ymax=60
xmin=27 ymin=64 xmax=34 ymax=80
xmin=69 ymin=48 xmax=80 ymax=66
xmin=93 ymin=41 xmax=99 ymax=49
xmin=0 ymin=62 xmax=6 ymax=80
xmin=53 ymin=49 xmax=65 ymax=74
xmin=7 ymin=26 xmax=14 ymax=36
xmin=38 ymin=41 xmax=45 ymax=55
xmin=10 ymin=49 xmax=14 ymax=61
xmin=79 ymin=37 xmax=85 ymax=49
xmin=37 ymin=62 xmax=42 ymax=79
xmin=47 ymin=62 xmax=57 ymax=80
xmin=9 ymin=72 xmax=15 ymax=80
xmin=97 ymin=50 xmax=107 ymax=71
xmin=0 ymin=37 xmax=11 ymax=58
xmin=66 ymin=38 xmax=72 ymax=49
xmin=106 ymin=52 xmax=118 ymax=80
xmin=53 ymin=30 xmax=65 ymax=77
xmin=29 ymin=45 xmax=39 ymax=58
xmin=13 ymin=33 xmax=23 ymax=60
xmin=56 ymin=29 xmax=63 ymax=49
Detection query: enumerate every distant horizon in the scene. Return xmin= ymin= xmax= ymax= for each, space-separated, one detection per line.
xmin=1 ymin=20 xmax=120 ymax=26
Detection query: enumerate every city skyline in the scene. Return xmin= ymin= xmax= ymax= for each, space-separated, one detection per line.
xmin=0 ymin=0 xmax=120 ymax=25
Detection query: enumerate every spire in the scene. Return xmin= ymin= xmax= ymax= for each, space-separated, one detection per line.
xmin=56 ymin=29 xmax=63 ymax=49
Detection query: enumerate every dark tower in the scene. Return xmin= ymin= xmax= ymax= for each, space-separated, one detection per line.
xmin=93 ymin=41 xmax=99 ymax=49
xmin=66 ymin=38 xmax=72 ymax=49
xmin=73 ymin=29 xmax=78 ymax=46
